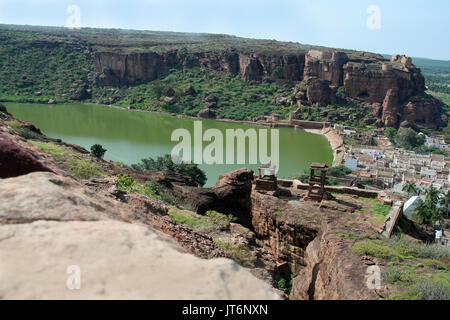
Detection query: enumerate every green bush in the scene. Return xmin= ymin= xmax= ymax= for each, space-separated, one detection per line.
xmin=272 ymin=66 xmax=283 ymax=78
xmin=336 ymin=86 xmax=345 ymax=98
xmin=290 ymin=171 xmax=309 ymax=183
xmin=382 ymin=267 xmax=415 ymax=285
xmin=278 ymin=273 xmax=296 ymax=295
xmin=159 ymin=192 xmax=178 ymax=206
xmin=70 ymin=160 xmax=103 ymax=180
xmin=144 ymin=180 xmax=161 ymax=195
xmin=132 ymin=154 xmax=207 ymax=187
xmin=205 ymin=210 xmax=237 ymax=230
xmin=388 ymin=237 xmax=450 ymax=260
xmin=326 ymin=177 xmax=339 ymax=186
xmin=90 ymin=144 xmax=107 ymax=159
xmin=413 ymin=187 xmax=446 ymax=227
xmin=328 ymin=165 xmax=352 ymax=177
xmin=117 ymin=174 xmax=137 ymax=192
xmin=384 ymin=127 xmax=397 ymax=143
xmin=412 ymin=279 xmax=450 ymax=300
xmin=30 ymin=141 xmax=75 ymax=157
xmin=352 ymin=240 xmax=395 ymax=259
xmin=6 ymin=120 xmax=40 ymax=139
xmin=0 ymin=103 xmax=7 ymax=113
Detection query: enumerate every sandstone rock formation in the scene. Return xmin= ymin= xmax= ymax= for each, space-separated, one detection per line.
xmin=0 ymin=172 xmax=280 ymax=300
xmin=289 ymin=222 xmax=376 ymax=300
xmin=250 ymin=189 xmax=319 ymax=273
xmin=306 ymin=77 xmax=333 ymax=107
xmin=0 ymin=220 xmax=280 ymax=300
xmin=381 ymin=89 xmax=400 ymax=127
xmin=91 ymin=46 xmax=441 ymax=128
xmin=0 ymin=132 xmax=54 ymax=179
xmin=170 ymin=169 xmax=254 ymax=227
xmin=303 ymin=50 xmax=348 ymax=87
xmin=402 ymin=95 xmax=445 ymax=129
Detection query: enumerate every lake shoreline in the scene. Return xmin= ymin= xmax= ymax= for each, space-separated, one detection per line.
xmin=5 ymin=101 xmax=340 ymax=166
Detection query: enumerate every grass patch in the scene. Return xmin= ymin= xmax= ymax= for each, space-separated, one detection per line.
xmin=168 ymin=211 xmax=213 ymax=229
xmin=353 ymin=237 xmax=450 ymax=261
xmin=5 ymin=120 xmax=21 ymax=131
xmin=371 ymin=202 xmax=391 ymax=216
xmin=70 ymin=160 xmax=104 ymax=180
xmin=29 ymin=141 xmax=75 ymax=157
xmin=337 ymin=230 xmax=382 ymax=242
xmin=389 ymin=276 xmax=450 ymax=300
xmin=214 ymin=240 xmax=256 ymax=268
xmin=382 ymin=266 xmax=417 ymax=286
xmin=116 ymin=174 xmax=178 ymax=205
xmin=5 ymin=120 xmax=40 ymax=139
xmin=360 ymin=197 xmax=392 ymax=226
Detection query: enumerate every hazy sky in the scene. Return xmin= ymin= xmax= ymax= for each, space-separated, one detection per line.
xmin=0 ymin=0 xmax=449 ymax=60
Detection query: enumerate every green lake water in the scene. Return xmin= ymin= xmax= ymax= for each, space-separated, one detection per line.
xmin=6 ymin=103 xmax=333 ymax=186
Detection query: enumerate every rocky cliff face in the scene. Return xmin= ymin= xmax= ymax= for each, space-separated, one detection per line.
xmin=93 ymin=50 xmax=306 ymax=85
xmin=250 ymin=189 xmax=319 ymax=274
xmin=92 ymin=46 xmax=442 ymax=128
xmin=249 ymin=188 xmax=379 ymax=300
xmin=289 ymin=222 xmax=376 ymax=300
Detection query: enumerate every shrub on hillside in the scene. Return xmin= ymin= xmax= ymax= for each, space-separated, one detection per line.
xmin=272 ymin=66 xmax=283 ymax=78
xmin=328 ymin=165 xmax=352 ymax=177
xmin=90 ymin=144 xmax=107 ymax=159
xmin=205 ymin=210 xmax=237 ymax=230
xmin=0 ymin=103 xmax=8 ymax=113
xmin=131 ymin=154 xmax=207 ymax=187
xmin=70 ymin=160 xmax=103 ymax=180
xmin=412 ymin=279 xmax=450 ymax=300
xmin=336 ymin=86 xmax=345 ymax=98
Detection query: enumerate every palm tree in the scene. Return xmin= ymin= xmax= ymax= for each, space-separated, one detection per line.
xmin=425 ymin=186 xmax=440 ymax=204
xmin=403 ymin=181 xmax=418 ymax=196
xmin=414 ymin=187 xmax=445 ymax=227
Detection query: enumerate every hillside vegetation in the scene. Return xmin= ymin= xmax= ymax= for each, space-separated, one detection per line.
xmin=0 ymin=24 xmax=448 ymax=126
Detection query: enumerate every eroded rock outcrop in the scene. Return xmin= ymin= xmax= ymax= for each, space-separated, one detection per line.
xmin=381 ymin=88 xmax=400 ymax=127
xmin=306 ymin=77 xmax=334 ymax=107
xmin=303 ymin=50 xmax=348 ymax=87
xmin=289 ymin=221 xmax=376 ymax=300
xmin=250 ymin=189 xmax=319 ymax=273
xmin=402 ymin=95 xmax=446 ymax=129
xmin=167 ymin=169 xmax=254 ymax=227
xmin=0 ymin=132 xmax=54 ymax=179
xmin=248 ymin=187 xmax=380 ymax=300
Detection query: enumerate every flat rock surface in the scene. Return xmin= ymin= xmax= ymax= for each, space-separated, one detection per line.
xmin=0 ymin=172 xmax=280 ymax=300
